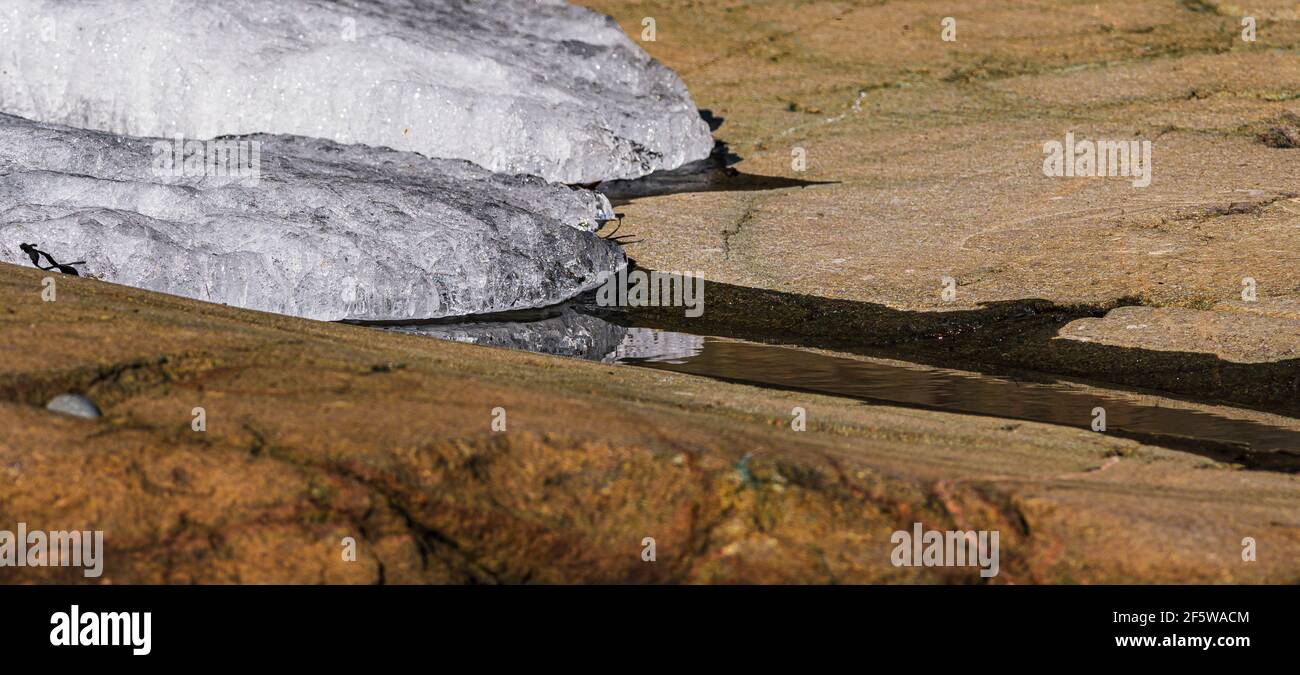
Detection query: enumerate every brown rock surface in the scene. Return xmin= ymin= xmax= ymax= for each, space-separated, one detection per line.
xmin=583 ymin=0 xmax=1300 ymax=326
xmin=1059 ymin=304 xmax=1300 ymax=362
xmin=1 ymin=264 xmax=1298 ymax=583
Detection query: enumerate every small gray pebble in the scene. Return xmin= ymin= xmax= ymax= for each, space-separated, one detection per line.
xmin=45 ymin=394 xmax=101 ymax=419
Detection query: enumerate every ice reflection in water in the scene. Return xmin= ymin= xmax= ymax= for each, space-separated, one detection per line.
xmin=388 ymin=308 xmax=703 ymax=364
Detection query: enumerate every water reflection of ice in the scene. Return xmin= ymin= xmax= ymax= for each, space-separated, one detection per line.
xmin=388 ymin=308 xmax=702 ymax=363
xmin=609 ymin=327 xmax=704 ymax=364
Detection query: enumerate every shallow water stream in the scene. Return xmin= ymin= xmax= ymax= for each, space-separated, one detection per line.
xmin=377 ymin=303 xmax=1300 ymax=471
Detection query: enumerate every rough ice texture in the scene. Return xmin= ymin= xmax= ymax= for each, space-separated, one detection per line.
xmin=0 ymin=0 xmax=715 ymax=184
xmin=392 ymin=309 xmax=703 ymax=362
xmin=0 ymin=114 xmax=624 ymax=321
